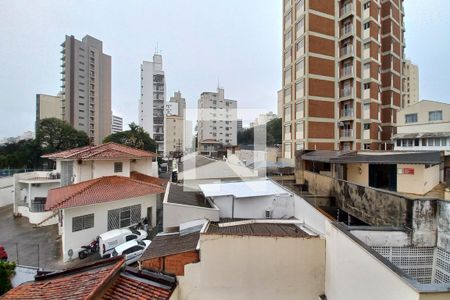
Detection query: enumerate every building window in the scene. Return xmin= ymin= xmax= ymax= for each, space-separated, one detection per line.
xmin=363 ymin=83 xmax=370 ymax=90
xmin=442 ymin=138 xmax=448 ymax=146
xmin=363 ymin=22 xmax=370 ymax=30
xmin=363 ymin=2 xmax=370 ymax=9
xmin=364 ymin=124 xmax=370 ymax=130
xmin=414 ymin=139 xmax=419 ymax=146
xmin=429 ymin=110 xmax=442 ymax=121
xmin=422 ymin=139 xmax=427 ymax=146
xmin=396 ymin=139 xmax=401 ymax=147
xmin=72 ymin=214 xmax=94 ymax=232
xmin=107 ymin=205 xmax=141 ymax=230
xmin=405 ymin=113 xmax=418 ymax=123
xmin=114 ymin=162 xmax=123 ymax=173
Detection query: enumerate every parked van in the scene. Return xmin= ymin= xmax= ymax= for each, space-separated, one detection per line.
xmin=98 ymin=228 xmax=147 ymax=258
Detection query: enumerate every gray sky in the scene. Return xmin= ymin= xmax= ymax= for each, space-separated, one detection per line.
xmin=0 ymin=0 xmax=449 ymax=138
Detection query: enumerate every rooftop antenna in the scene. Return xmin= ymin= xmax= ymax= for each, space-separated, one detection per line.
xmin=155 ymin=43 xmax=162 ymax=55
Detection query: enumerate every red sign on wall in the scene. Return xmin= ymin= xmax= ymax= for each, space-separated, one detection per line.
xmin=403 ymin=168 xmax=415 ymax=175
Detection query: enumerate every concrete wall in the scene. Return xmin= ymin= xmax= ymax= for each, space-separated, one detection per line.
xmin=325 ymin=222 xmax=424 ymax=300
xmin=333 ymin=179 xmax=412 ymax=227
xmin=61 ymin=194 xmax=157 ymax=261
xmin=351 ymin=229 xmax=411 ymax=247
xmin=0 ymin=176 xmax=13 ymax=207
xmin=211 ymin=194 xmax=295 ymax=220
xmin=92 ymin=160 xmax=131 ymax=178
xmin=163 ymin=202 xmax=220 ymax=231
xmin=304 ymin=170 xmax=334 ymax=196
xmin=347 ymin=163 xmax=369 ymax=186
xmin=397 ymin=164 xmax=440 ymax=195
xmin=438 ymin=201 xmax=450 ymax=252
xmin=178 ymin=234 xmax=325 ymax=300
xmin=130 ymin=158 xmax=157 ymax=176
xmin=412 ymin=200 xmax=438 ymax=247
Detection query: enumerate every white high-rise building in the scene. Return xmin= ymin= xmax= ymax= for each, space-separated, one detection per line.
xmin=60 ymin=35 xmax=112 ymax=145
xmin=139 ymin=54 xmax=166 ymax=154
xmin=197 ymin=88 xmax=237 ymax=154
xmin=111 ymin=115 xmax=123 ymax=133
xmin=402 ymin=59 xmax=420 ymax=108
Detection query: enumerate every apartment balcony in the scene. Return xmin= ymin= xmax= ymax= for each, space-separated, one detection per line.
xmin=340 ymin=4 xmax=354 ymax=19
xmin=340 ymin=129 xmax=354 ymax=139
xmin=340 ymin=66 xmax=354 ymax=80
xmin=340 ymin=25 xmax=354 ymax=40
xmin=340 ymin=108 xmax=354 ymax=119
xmin=340 ymin=45 xmax=354 ymax=60
xmin=339 ymin=86 xmax=354 ymax=101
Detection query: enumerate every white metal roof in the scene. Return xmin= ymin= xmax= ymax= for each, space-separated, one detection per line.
xmin=199 ymin=180 xmax=290 ymax=198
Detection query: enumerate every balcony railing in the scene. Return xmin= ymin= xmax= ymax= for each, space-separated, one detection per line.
xmin=341 ymin=129 xmax=353 ymax=138
xmin=30 ymin=203 xmax=46 ymax=213
xmin=341 ymin=67 xmax=353 ymax=77
xmin=341 ymin=25 xmax=354 ymax=37
xmin=340 ymin=86 xmax=353 ymax=97
xmin=340 ymin=4 xmax=353 ymax=17
xmin=340 ymin=45 xmax=354 ymax=57
xmin=341 ymin=109 xmax=354 ymax=118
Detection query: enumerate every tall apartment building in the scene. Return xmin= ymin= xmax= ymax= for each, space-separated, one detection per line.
xmin=250 ymin=112 xmax=278 ymax=127
xmin=36 ymin=93 xmax=63 ymax=131
xmin=111 ymin=115 xmax=123 ymax=133
xmin=139 ymin=54 xmax=166 ymax=154
xmin=402 ymin=59 xmax=419 ymax=108
xmin=197 ymin=88 xmax=237 ymax=152
xmin=165 ymin=91 xmax=187 ymax=155
xmin=281 ymin=0 xmax=405 ymax=158
xmin=61 ymin=35 xmax=112 ymax=145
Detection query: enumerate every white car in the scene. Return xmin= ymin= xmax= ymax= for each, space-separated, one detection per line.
xmin=98 ymin=228 xmax=148 ymax=258
xmin=111 ymin=239 xmax=151 ymax=265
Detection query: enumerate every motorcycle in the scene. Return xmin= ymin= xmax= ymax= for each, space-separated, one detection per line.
xmin=78 ymin=239 xmax=99 ymax=259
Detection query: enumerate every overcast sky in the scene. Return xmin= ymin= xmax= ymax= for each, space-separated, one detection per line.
xmin=0 ymin=0 xmax=449 ymax=138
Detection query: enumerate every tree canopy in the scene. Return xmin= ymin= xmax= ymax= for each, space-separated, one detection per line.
xmin=36 ymin=118 xmax=90 ymax=154
xmin=0 ymin=261 xmax=15 ymax=296
xmin=237 ymin=118 xmax=281 ymax=147
xmin=103 ymin=123 xmax=157 ymax=153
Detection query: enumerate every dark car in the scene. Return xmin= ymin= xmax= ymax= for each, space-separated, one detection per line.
xmin=0 ymin=245 xmax=7 ymax=261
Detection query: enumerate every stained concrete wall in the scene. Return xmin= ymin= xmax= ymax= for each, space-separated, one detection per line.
xmin=437 ymin=201 xmax=450 ymax=252
xmin=304 ymin=171 xmax=334 ymax=196
xmin=412 ymin=200 xmax=438 ymax=247
xmin=347 ymin=163 xmax=369 ymax=186
xmin=334 ymin=179 xmax=412 ymax=227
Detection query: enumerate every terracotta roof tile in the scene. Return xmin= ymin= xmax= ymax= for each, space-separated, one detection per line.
xmin=1 ymin=257 xmax=124 ymax=300
xmin=130 ymin=171 xmax=168 ymax=188
xmin=42 ymin=143 xmax=157 ymax=160
xmin=140 ymin=232 xmax=200 ymax=261
xmin=102 ymin=273 xmax=172 ymax=300
xmin=46 ymin=176 xmax=165 ymax=210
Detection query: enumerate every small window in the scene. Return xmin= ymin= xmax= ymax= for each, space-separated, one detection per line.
xmin=114 ymin=162 xmax=123 ymax=173
xmin=414 ymin=139 xmax=419 ymax=147
xmin=405 ymin=113 xmax=418 ymax=124
xmin=363 ymin=22 xmax=370 ymax=30
xmin=72 ymin=214 xmax=94 ymax=232
xmin=422 ymin=139 xmax=427 ymax=146
xmin=429 ymin=110 xmax=442 ymax=121
xmin=364 ymin=124 xmax=370 ymax=130
xmin=364 ymin=83 xmax=370 ymax=90
xmin=442 ymin=138 xmax=447 ymax=146
xmin=363 ymin=2 xmax=370 ymax=9
xmin=396 ymin=139 xmax=401 ymax=147
xmin=435 ymin=139 xmax=441 ymax=146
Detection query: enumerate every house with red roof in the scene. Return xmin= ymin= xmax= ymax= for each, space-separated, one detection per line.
xmin=2 ymin=256 xmax=178 ymax=299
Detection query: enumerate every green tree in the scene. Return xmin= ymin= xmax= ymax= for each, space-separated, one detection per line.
xmin=237 ymin=118 xmax=281 ymax=147
xmin=0 ymin=261 xmax=16 ymax=296
xmin=0 ymin=139 xmax=41 ymax=169
xmin=103 ymin=123 xmax=157 ymax=152
xmin=36 ymin=118 xmax=90 ymax=154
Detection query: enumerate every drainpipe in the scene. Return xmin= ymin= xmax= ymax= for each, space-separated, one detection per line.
xmin=232 ymin=196 xmax=235 ymax=219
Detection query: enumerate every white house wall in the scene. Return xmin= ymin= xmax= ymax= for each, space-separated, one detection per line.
xmin=0 ymin=176 xmax=13 ymax=207
xmin=61 ymin=194 xmax=157 ymax=261
xmin=92 ymin=160 xmax=130 ymax=178
xmin=178 ymin=234 xmax=325 ymax=300
xmin=163 ymin=202 xmax=219 ymax=231
xmin=130 ymin=158 xmax=157 ymax=176
xmin=397 ymin=164 xmax=440 ymax=195
xmin=325 ymin=222 xmax=422 ymax=300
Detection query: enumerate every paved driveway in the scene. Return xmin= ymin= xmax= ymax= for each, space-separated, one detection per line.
xmin=0 ymin=204 xmax=62 ymax=270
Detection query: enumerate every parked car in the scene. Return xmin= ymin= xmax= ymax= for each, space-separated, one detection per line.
xmin=98 ymin=228 xmax=147 ymax=258
xmin=0 ymin=245 xmax=7 ymax=261
xmin=111 ymin=239 xmax=151 ymax=265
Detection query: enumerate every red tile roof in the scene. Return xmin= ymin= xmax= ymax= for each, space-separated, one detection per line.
xmin=3 ymin=257 xmax=176 ymax=300
xmin=1 ymin=257 xmax=124 ymax=300
xmin=102 ymin=272 xmax=172 ymax=300
xmin=130 ymin=171 xmax=168 ymax=188
xmin=42 ymin=142 xmax=157 ymax=160
xmin=46 ymin=176 xmax=165 ymax=210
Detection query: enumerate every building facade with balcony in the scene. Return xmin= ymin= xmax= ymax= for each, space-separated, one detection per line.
xmin=197 ymin=88 xmax=237 ymax=153
xmin=401 ymin=59 xmax=420 ymax=108
xmin=60 ymin=35 xmax=112 ymax=145
xmin=111 ymin=115 xmax=123 ymax=133
xmin=139 ymin=54 xmax=166 ymax=154
xmin=281 ymin=0 xmax=405 ymax=158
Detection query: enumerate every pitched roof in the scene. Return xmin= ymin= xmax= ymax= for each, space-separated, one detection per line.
xmin=3 ymin=257 xmax=177 ymax=300
xmin=42 ymin=142 xmax=157 ymax=160
xmin=205 ymin=219 xmax=314 ymax=238
xmin=46 ymin=176 xmax=165 ymax=210
xmin=140 ymin=232 xmax=200 ymax=261
xmin=102 ymin=268 xmax=175 ymax=300
xmin=130 ymin=171 xmax=168 ymax=188
xmin=1 ymin=257 xmax=124 ymax=300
